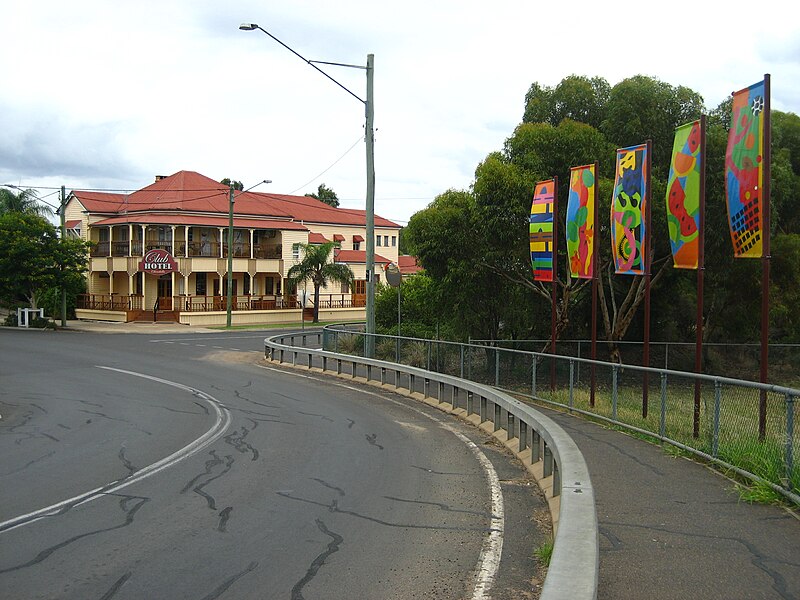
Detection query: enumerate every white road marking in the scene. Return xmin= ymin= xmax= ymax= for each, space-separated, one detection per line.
xmin=256 ymin=363 xmax=504 ymax=599
xmin=0 ymin=367 xmax=232 ymax=533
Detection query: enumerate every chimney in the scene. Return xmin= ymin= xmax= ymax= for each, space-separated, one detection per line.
xmin=155 ymin=175 xmax=167 ymax=182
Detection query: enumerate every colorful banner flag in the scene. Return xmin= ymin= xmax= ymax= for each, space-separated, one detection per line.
xmin=611 ymin=144 xmax=648 ymax=275
xmin=725 ymin=79 xmax=767 ymax=258
xmin=666 ymin=121 xmax=702 ymax=269
xmin=566 ymin=164 xmax=596 ymax=279
xmin=530 ymin=180 xmax=556 ymax=282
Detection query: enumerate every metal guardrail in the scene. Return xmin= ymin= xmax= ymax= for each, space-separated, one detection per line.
xmin=265 ymin=329 xmax=599 ymax=600
xmin=325 ymin=326 xmax=800 ymax=506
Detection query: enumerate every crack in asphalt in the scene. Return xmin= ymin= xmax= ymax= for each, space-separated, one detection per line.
xmin=77 ymin=409 xmax=152 ymax=436
xmin=346 ymin=419 xmax=355 ymax=429
xmin=181 ymin=450 xmax=235 ymax=511
xmin=383 ymin=495 xmax=495 ymax=518
xmin=224 ymin=427 xmax=259 ymax=461
xmin=365 ymin=433 xmax=384 ymax=450
xmin=290 ymin=520 xmax=343 ymax=600
xmin=411 ymin=465 xmax=469 ymax=476
xmin=118 ymin=446 xmax=137 ymax=476
xmin=98 ymin=571 xmax=132 ymax=600
xmin=0 ymin=450 xmax=56 ymax=477
xmin=233 ymin=389 xmax=281 ymax=410
xmin=311 ymin=478 xmax=346 ymax=497
xmin=602 ymin=519 xmax=799 ymax=599
xmin=217 ymin=506 xmax=233 ymax=533
xmin=276 ymin=492 xmax=497 ymax=533
xmin=0 ymin=495 xmax=149 ymax=574
xmin=199 ymin=561 xmax=259 ymax=600
xmin=297 ymin=411 xmax=334 ymax=423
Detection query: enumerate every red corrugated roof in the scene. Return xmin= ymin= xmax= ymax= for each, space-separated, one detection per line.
xmin=398 ymin=255 xmax=422 ymax=274
xmin=334 ymin=249 xmax=391 ymax=264
xmin=91 ymin=213 xmax=308 ymax=231
xmin=65 ymin=220 xmax=81 ymax=229
xmin=308 ymin=232 xmax=331 ymax=244
xmin=70 ymin=171 xmax=401 ymax=228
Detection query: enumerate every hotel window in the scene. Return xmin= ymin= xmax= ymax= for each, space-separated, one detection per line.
xmin=293 ymin=243 xmax=300 ymax=259
xmin=376 ymin=235 xmax=382 ymax=247
xmin=384 ymin=235 xmax=389 ymax=246
xmin=353 ymin=241 xmax=360 ymax=250
xmin=391 ymin=236 xmax=396 ymax=247
xmin=196 ymin=272 xmax=207 ymax=296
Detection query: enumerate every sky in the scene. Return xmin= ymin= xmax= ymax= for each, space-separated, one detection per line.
xmin=1 ymin=1 xmax=798 ymax=226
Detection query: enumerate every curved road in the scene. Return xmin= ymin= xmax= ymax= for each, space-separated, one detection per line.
xmin=0 ymin=328 xmax=548 ymax=599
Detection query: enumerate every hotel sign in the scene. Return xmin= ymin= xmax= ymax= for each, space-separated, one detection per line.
xmin=139 ymin=249 xmax=178 ymax=274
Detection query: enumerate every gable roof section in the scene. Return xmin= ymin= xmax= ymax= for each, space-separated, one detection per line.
xmin=334 ymin=249 xmax=391 ymax=265
xmin=71 ymin=170 xmax=401 ymax=228
xmin=91 ymin=214 xmax=308 ymax=231
xmin=398 ymin=255 xmax=422 ymax=275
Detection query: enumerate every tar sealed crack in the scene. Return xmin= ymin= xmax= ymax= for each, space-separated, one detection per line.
xmin=290 ymin=519 xmax=343 ymax=600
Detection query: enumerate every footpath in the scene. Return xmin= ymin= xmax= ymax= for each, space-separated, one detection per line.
xmin=8 ymin=320 xmax=800 ymax=599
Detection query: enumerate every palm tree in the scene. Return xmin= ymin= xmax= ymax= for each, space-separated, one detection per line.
xmin=287 ymin=242 xmax=354 ymax=323
xmin=0 ymin=187 xmax=54 ymax=218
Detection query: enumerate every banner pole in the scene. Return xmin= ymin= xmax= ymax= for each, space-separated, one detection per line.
xmin=550 ymin=176 xmax=559 ymax=392
xmin=694 ymin=116 xmax=707 ymax=438
xmin=590 ymin=162 xmax=599 ymax=407
xmin=642 ymin=140 xmax=653 ymax=419
xmin=759 ymin=74 xmax=772 ymax=440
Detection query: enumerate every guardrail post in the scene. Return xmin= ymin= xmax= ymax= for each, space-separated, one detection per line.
xmin=452 ymin=386 xmax=458 ymax=409
xmin=660 ymin=372 xmax=668 ymax=439
xmin=494 ymin=403 xmax=501 ymax=432
xmin=569 ymin=359 xmax=575 ymax=411
xmin=308 ymin=352 xmax=312 ymax=369
xmin=612 ymin=364 xmax=619 ymax=422
xmin=292 ymin=351 xmax=297 ymax=367
xmin=438 ymin=381 xmax=444 ymax=404
xmin=467 ymin=391 xmax=474 ymax=416
xmin=366 ymin=364 xmax=372 ymax=382
xmin=380 ymin=366 xmax=386 ymax=385
xmin=495 ymin=349 xmax=500 ymax=387
xmin=508 ymin=412 xmax=516 ymax=440
xmin=336 ymin=359 xmax=342 ymax=375
xmin=785 ymin=394 xmax=795 ymax=488
xmin=410 ymin=374 xmax=415 ymax=394
xmin=352 ymin=361 xmax=357 ymax=379
xmin=519 ymin=421 xmax=528 ymax=452
xmin=553 ymin=462 xmax=561 ymax=497
xmin=532 ymin=430 xmax=541 ymax=462
xmin=543 ymin=444 xmax=553 ymax=478
xmin=423 ymin=378 xmax=429 ymax=398
xmin=480 ymin=396 xmax=487 ymax=423
xmin=322 ymin=356 xmax=328 ymax=372
xmin=713 ymin=380 xmax=722 ymax=457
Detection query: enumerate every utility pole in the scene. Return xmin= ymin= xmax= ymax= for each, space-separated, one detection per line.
xmin=365 ymin=53 xmax=376 ymax=357
xmin=60 ymin=185 xmax=67 ymax=327
xmin=226 ymin=182 xmax=235 ymax=328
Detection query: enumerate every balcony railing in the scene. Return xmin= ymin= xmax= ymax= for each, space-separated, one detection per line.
xmin=90 ymin=241 xmax=110 ymax=257
xmin=77 ymin=294 xmax=143 ymax=311
xmin=253 ymin=244 xmax=282 ymax=259
xmin=177 ymin=295 xmax=301 ymax=312
xmin=111 ymin=241 xmax=130 ymax=256
xmin=187 ymin=241 xmax=221 ymax=258
xmin=223 ymin=243 xmax=251 ymax=258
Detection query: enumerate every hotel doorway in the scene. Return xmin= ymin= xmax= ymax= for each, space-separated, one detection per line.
xmin=157 ymin=275 xmax=172 ymax=310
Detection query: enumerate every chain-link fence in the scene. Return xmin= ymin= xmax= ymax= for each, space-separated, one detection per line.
xmin=323 ymin=326 xmax=800 ymax=505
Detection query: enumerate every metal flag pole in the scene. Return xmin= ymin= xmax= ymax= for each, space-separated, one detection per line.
xmin=550 ymin=176 xmax=559 ymax=392
xmin=590 ymin=162 xmax=599 ymax=407
xmin=693 ymin=115 xmax=707 ymax=438
xmin=642 ymin=140 xmax=653 ymax=419
xmin=759 ymin=74 xmax=772 ymax=440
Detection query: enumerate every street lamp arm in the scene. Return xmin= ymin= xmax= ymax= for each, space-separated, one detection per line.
xmin=239 ymin=23 xmax=365 ymax=105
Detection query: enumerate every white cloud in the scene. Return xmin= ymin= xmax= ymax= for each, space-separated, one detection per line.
xmin=1 ymin=0 xmax=797 ymax=225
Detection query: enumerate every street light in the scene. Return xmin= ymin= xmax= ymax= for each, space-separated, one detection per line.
xmin=239 ymin=22 xmax=376 ymax=355
xmin=227 ymin=179 xmax=272 ymax=328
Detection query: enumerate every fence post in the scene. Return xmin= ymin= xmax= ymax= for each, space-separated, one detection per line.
xmin=569 ymin=359 xmax=575 ymax=412
xmin=532 ymin=354 xmax=537 ymax=398
xmin=427 ymin=341 xmax=432 ymax=371
xmin=460 ymin=344 xmax=465 ymax=379
xmin=577 ymin=341 xmax=581 ymax=383
xmin=660 ymin=372 xmax=668 ymax=439
xmin=495 ymin=349 xmax=500 ymax=388
xmin=467 ymin=344 xmax=472 ymax=381
xmin=712 ymin=380 xmax=722 ymax=457
xmin=612 ymin=364 xmax=619 ymax=422
xmin=786 ymin=394 xmax=795 ymax=489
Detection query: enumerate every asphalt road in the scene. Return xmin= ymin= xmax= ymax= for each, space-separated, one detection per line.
xmin=0 ymin=328 xmax=548 ymax=600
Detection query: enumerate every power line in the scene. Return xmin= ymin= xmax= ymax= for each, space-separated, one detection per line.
xmin=288 ymin=134 xmax=364 ymax=195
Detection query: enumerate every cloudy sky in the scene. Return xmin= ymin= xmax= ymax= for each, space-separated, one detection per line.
xmin=2 ymin=1 xmax=798 ymax=225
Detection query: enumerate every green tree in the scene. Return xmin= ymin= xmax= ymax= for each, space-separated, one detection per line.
xmin=220 ymin=178 xmax=243 ymax=191
xmin=287 ymin=241 xmax=354 ymax=322
xmin=0 ymin=187 xmax=54 ymax=218
xmin=305 ymin=183 xmax=340 ymax=208
xmin=0 ymin=213 xmax=89 ymax=310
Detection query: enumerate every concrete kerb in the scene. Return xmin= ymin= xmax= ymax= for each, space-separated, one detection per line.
xmin=264 ymin=334 xmax=599 ymax=600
